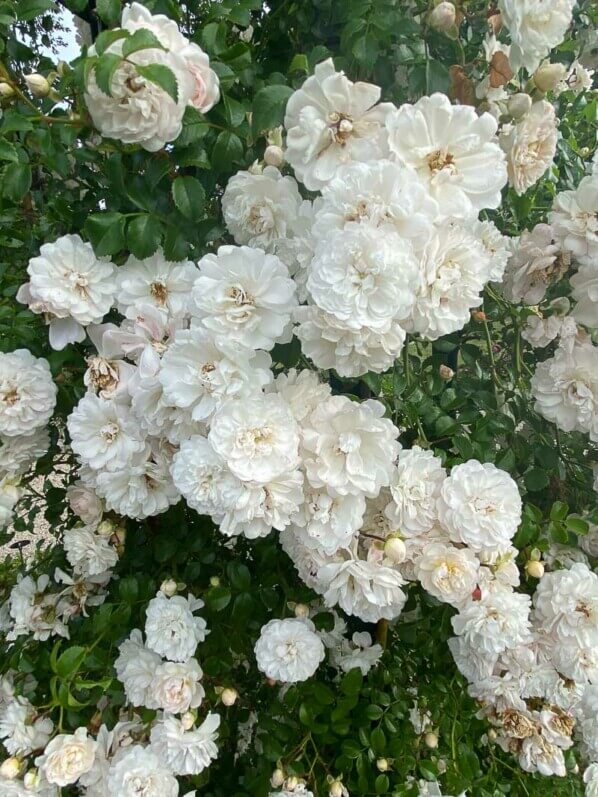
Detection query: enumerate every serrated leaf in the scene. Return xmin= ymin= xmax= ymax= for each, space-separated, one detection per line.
xmin=94 ymin=28 xmax=129 ymax=57
xmin=171 ymin=175 xmax=205 ymax=219
xmin=84 ymin=212 xmax=126 ymax=256
xmin=566 ymin=516 xmax=589 ymax=535
xmin=211 ymin=130 xmax=243 ymax=171
xmin=122 ymin=28 xmax=166 ymax=58
xmin=0 ymin=139 xmax=19 ymax=162
xmin=127 ymin=214 xmax=162 ymax=258
xmin=3 ymin=162 xmax=31 ymax=200
xmin=94 ymin=53 xmax=124 ymax=96
xmin=96 ymin=0 xmax=121 ymax=27
xmin=135 ymin=63 xmax=178 ymax=103
xmin=252 ymin=84 xmax=293 ymax=137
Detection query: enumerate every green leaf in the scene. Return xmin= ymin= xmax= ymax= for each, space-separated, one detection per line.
xmin=96 ymin=0 xmax=122 ymax=26
xmin=119 ymin=576 xmax=139 ymax=603
xmin=288 ymin=53 xmax=309 ymax=73
xmin=122 ymin=29 xmax=166 ymax=58
xmin=127 ymin=214 xmax=162 ymax=259
xmin=211 ymin=130 xmax=243 ymax=171
xmin=17 ymin=0 xmax=54 ymax=21
xmin=0 ymin=139 xmax=19 ymax=162
xmin=374 ymin=775 xmax=389 ymax=794
xmin=566 ymin=516 xmax=589 ymax=535
xmin=94 ymin=53 xmax=124 ymax=96
xmin=84 ymin=212 xmax=126 ymax=256
xmin=524 ymin=467 xmax=549 ymax=492
xmin=226 ymin=561 xmax=251 ymax=591
xmin=135 ymin=63 xmax=178 ymax=103
xmin=176 ymin=106 xmax=210 ymax=147
xmin=94 ymin=29 xmax=129 ymax=57
xmin=55 ymin=646 xmax=86 ymax=680
xmin=550 ymin=501 xmax=569 ymax=521
xmin=3 ymin=162 xmax=31 ymax=200
xmin=341 ymin=668 xmax=363 ymax=696
xmin=251 ymin=84 xmax=293 ymax=137
xmin=205 ymin=585 xmax=231 ymax=611
xmin=171 ymin=175 xmax=206 ymax=219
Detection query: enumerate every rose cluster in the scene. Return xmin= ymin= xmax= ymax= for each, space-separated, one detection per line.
xmin=1 ymin=1 xmax=597 ymax=794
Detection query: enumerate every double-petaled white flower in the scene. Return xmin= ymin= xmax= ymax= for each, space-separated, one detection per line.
xmin=145 ymin=591 xmax=208 ymax=662
xmin=115 ymin=249 xmax=198 ymax=319
xmin=35 ymin=727 xmax=97 ymax=787
xmin=159 ymin=328 xmax=273 ymax=422
xmin=307 ymin=224 xmax=419 ymax=331
xmin=0 ymin=350 xmax=57 ymax=437
xmin=284 ymin=58 xmax=394 ymax=190
xmin=498 ymin=0 xmax=575 ymax=73
xmin=222 ymin=166 xmax=303 ymax=253
xmin=550 ymin=175 xmax=598 ymax=267
xmin=437 ymin=460 xmax=522 ymax=552
xmin=387 ymin=93 xmax=507 ymax=219
xmin=85 ymin=37 xmax=193 ymax=151
xmin=150 ymin=712 xmax=220 ymax=776
xmin=121 ymin=1 xmax=219 ymax=112
xmin=192 ymin=245 xmax=297 ymax=351
xmin=301 ymin=396 xmax=400 ymax=498
xmin=208 ymin=395 xmax=300 ymax=484
xmin=531 ymin=336 xmax=598 ymax=440
xmin=17 ymin=234 xmax=115 ymax=349
xmin=254 ymin=618 xmax=325 ymax=682
xmin=500 ymin=101 xmax=558 ymax=195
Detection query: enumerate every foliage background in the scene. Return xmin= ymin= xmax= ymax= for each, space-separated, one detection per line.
xmin=0 ymin=0 xmax=597 ymax=794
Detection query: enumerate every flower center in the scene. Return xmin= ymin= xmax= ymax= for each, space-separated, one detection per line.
xmin=227 ymin=285 xmax=254 ymax=306
xmin=427 ymin=149 xmax=456 ymax=174
xmin=328 ymin=112 xmax=354 ymax=145
xmin=338 ymin=431 xmax=360 ymax=454
xmin=150 ymin=280 xmax=168 ymax=305
xmin=1 ymin=386 xmax=19 ymax=406
xmin=100 ymin=422 xmax=120 ymax=442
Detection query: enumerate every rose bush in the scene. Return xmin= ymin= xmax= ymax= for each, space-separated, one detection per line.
xmin=0 ymin=0 xmax=596 ymax=795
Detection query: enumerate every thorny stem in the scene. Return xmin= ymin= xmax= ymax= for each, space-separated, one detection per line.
xmin=376 ymin=618 xmax=389 ymax=648
xmin=481 ymin=317 xmax=505 ymax=393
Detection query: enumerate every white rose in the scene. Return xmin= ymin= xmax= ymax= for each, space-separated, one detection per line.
xmin=35 ymin=727 xmax=97 ymax=787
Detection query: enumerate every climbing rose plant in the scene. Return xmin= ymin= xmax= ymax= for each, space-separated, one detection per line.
xmin=0 ymin=0 xmax=597 ymax=795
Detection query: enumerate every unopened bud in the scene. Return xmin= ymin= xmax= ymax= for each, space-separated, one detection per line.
xmin=264 ymin=144 xmax=284 ymax=168
xmin=24 ymin=770 xmax=39 ymax=789
xmin=430 ymin=1 xmax=456 ymax=32
xmin=248 ymin=159 xmax=263 ymax=175
xmin=424 ymin=731 xmax=439 ymax=749
xmin=507 ymin=92 xmax=532 ymax=120
xmin=330 ymin=782 xmax=344 ymax=797
xmin=209 ymin=576 xmax=220 ymax=587
xmin=285 ymin=776 xmax=299 ymax=790
xmin=24 ymin=73 xmax=50 ymax=97
xmin=439 ymin=364 xmax=454 ymax=380
xmin=97 ymin=519 xmax=115 ymax=536
xmin=533 ymin=62 xmax=567 ymax=93
xmin=160 ymin=578 xmax=178 ymax=597
xmin=376 ymin=758 xmax=389 ymax=772
xmin=488 ymin=728 xmax=498 ymax=741
xmin=0 ymin=757 xmax=21 ymax=779
xmin=526 ymin=560 xmax=544 ymax=579
xmin=181 ymin=711 xmax=195 ymax=730
xmin=294 ymin=603 xmax=310 ymax=618
xmin=384 ymin=536 xmax=407 ymax=564
xmin=0 ymin=82 xmax=15 ymax=98
xmin=271 ymin=768 xmax=285 ymax=787
xmin=221 ymin=687 xmax=238 ymax=706
xmin=471 ymin=310 xmax=486 ymax=322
